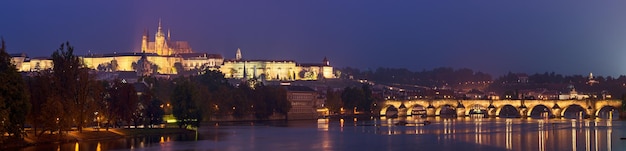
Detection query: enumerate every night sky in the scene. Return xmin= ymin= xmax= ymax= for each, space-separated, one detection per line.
xmin=2 ymin=1 xmax=626 ymax=76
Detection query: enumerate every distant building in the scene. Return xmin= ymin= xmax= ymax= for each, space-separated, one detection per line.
xmin=518 ymin=88 xmax=559 ymax=100
xmin=141 ymin=19 xmax=192 ymax=56
xmin=558 ymin=85 xmax=589 ymax=100
xmin=587 ymin=72 xmax=599 ymax=86
xmin=516 ymin=73 xmax=529 ymax=83
xmin=464 ymin=89 xmax=486 ymax=99
xmin=284 ymin=85 xmax=318 ymax=120
xmin=219 ymin=49 xmax=335 ymax=81
xmin=10 ymin=53 xmax=53 ymax=72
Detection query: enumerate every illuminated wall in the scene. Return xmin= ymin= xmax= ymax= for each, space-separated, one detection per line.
xmin=220 ymin=60 xmax=336 ymax=81
xmin=14 ymin=58 xmax=53 ymax=72
xmin=220 ymin=60 xmax=298 ymax=80
xmin=11 ymin=53 xmax=333 ymax=81
xmin=181 ymin=57 xmax=223 ymax=70
xmin=286 ymin=88 xmax=318 ymax=119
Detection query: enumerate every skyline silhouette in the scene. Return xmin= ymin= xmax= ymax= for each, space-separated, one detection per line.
xmin=2 ymin=1 xmax=626 ymax=76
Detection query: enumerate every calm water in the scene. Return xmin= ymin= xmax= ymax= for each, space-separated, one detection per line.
xmin=20 ymin=117 xmax=626 ymax=151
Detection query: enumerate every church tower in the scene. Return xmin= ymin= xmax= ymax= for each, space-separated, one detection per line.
xmin=167 ymin=29 xmax=171 ymax=41
xmin=141 ymin=29 xmax=149 ymax=52
xmin=154 ymin=19 xmax=169 ymax=55
xmin=236 ymin=48 xmax=242 ymax=60
xmin=323 ymin=57 xmax=330 ymax=66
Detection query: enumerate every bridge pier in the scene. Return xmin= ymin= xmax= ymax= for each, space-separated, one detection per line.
xmin=588 ymin=109 xmax=596 ymax=119
xmin=488 ymin=104 xmax=496 ymax=118
xmin=519 ymin=107 xmax=528 ymax=118
xmin=427 ymin=105 xmax=435 ymax=117
xmin=456 ymin=101 xmax=465 ymax=117
xmin=552 ymin=108 xmax=561 ymax=118
xmin=398 ymin=107 xmax=408 ymax=117
xmin=457 ymin=108 xmax=466 ymax=117
xmin=487 ymin=108 xmax=496 ymax=118
xmin=551 ymin=104 xmax=561 ymax=118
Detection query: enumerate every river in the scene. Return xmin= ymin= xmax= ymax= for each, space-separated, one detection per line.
xmin=19 ymin=117 xmax=626 ymax=151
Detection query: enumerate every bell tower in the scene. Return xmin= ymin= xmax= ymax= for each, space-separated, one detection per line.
xmin=154 ymin=19 xmax=167 ymax=55
xmin=141 ymin=29 xmax=148 ymax=52
xmin=323 ymin=57 xmax=329 ymax=66
xmin=236 ymin=48 xmax=242 ymax=60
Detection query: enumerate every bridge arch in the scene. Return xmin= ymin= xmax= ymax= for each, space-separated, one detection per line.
xmin=407 ymin=104 xmax=427 ymax=117
xmin=528 ymin=104 xmax=553 ymax=118
xmin=466 ymin=104 xmax=488 ymax=117
xmin=437 ymin=104 xmax=457 ymax=118
xmin=381 ymin=99 xmax=621 ymax=118
xmin=596 ymin=106 xmax=618 ymax=119
xmin=561 ymin=104 xmax=588 ymax=119
xmin=379 ymin=104 xmax=393 ymax=115
xmin=497 ymin=104 xmax=521 ymax=118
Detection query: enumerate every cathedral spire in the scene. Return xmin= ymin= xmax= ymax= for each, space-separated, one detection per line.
xmin=167 ymin=29 xmax=171 ymax=40
xmin=158 ymin=18 xmax=162 ymax=31
xmin=236 ymin=48 xmax=242 ymax=60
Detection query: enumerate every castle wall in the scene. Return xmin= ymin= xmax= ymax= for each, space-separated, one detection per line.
xmin=220 ymin=60 xmax=298 ymax=81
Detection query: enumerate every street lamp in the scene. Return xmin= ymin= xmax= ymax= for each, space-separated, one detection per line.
xmin=94 ymin=112 xmax=99 ymax=131
xmin=56 ymin=117 xmax=60 ymax=134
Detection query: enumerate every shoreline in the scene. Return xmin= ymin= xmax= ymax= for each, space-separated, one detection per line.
xmin=1 ymin=128 xmax=196 ymax=150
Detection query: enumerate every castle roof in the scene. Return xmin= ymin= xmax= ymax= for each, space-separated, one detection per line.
xmin=224 ymin=59 xmax=296 ymax=63
xmin=299 ymin=63 xmax=327 ymax=67
xmin=178 ymin=53 xmax=223 ymax=59
xmin=82 ymin=52 xmax=160 ymax=58
xmin=10 ymin=53 xmax=27 ymax=58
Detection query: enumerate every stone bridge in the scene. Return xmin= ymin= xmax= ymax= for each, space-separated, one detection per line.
xmin=380 ymin=99 xmax=622 ymax=119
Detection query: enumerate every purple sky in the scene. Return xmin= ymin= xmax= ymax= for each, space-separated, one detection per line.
xmin=2 ymin=0 xmax=626 ymax=76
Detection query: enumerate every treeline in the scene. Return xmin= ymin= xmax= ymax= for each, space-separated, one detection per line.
xmin=340 ymin=67 xmax=492 ymax=87
xmin=162 ymin=70 xmax=291 ymax=128
xmin=0 ymin=39 xmax=30 ymax=141
xmin=0 ymin=41 xmax=293 ymax=143
xmin=489 ymin=72 xmax=626 ymax=98
xmin=23 ymin=42 xmax=165 ymax=137
xmin=325 ymin=84 xmax=381 ymax=114
xmin=340 ymin=67 xmax=626 ymax=98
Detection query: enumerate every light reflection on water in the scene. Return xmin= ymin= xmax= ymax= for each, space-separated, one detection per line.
xmin=19 ymin=117 xmax=626 ymax=151
xmin=309 ymin=116 xmax=622 ymax=151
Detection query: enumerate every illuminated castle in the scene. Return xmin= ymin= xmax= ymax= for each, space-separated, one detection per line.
xmin=10 ymin=20 xmax=336 ymax=80
xmin=141 ymin=20 xmax=192 ymax=55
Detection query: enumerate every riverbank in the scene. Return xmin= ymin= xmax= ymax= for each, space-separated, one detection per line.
xmin=1 ymin=128 xmax=196 ymax=150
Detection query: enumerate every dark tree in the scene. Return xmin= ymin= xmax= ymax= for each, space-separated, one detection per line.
xmin=361 ymin=84 xmax=374 ymax=113
xmin=106 ymin=79 xmax=138 ymax=129
xmin=0 ymin=38 xmax=30 ymax=139
xmin=49 ymin=42 xmax=104 ymax=132
xmin=341 ymin=86 xmax=366 ymax=114
xmin=171 ymin=78 xmax=201 ymax=128
xmin=325 ymin=88 xmax=342 ymax=114
xmin=145 ymin=98 xmax=164 ymax=127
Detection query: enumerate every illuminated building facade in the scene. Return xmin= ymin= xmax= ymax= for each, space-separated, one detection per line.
xmin=141 ymin=20 xmax=192 ymax=56
xmin=284 ymin=85 xmax=319 ymax=119
xmin=10 ymin=21 xmax=335 ymax=81
xmin=220 ymin=49 xmax=335 ymax=81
